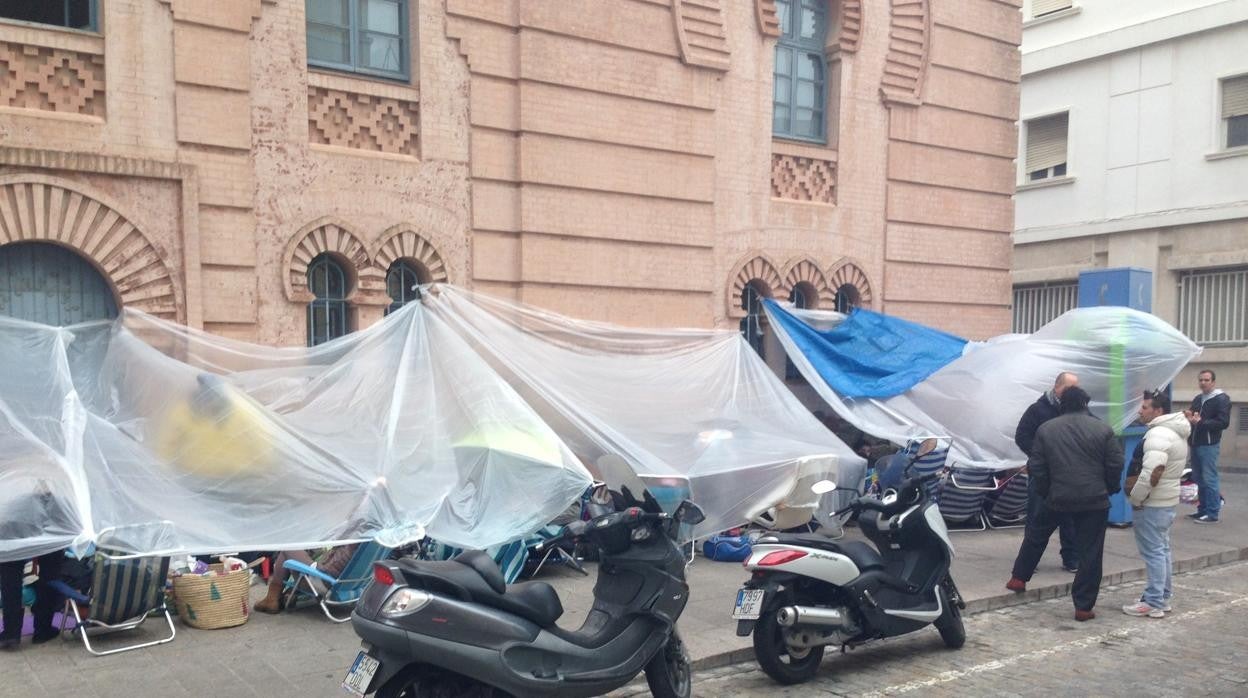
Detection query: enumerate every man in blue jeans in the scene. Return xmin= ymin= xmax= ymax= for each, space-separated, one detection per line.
xmin=1122 ymin=391 xmax=1188 ymax=618
xmin=1012 ymin=371 xmax=1081 ymax=573
xmin=1186 ymin=370 xmax=1231 ymax=524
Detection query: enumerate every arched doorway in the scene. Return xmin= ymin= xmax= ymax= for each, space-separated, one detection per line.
xmin=0 ymin=242 xmax=118 ymax=324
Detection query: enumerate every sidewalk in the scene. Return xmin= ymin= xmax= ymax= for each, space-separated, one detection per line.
xmin=3 ymin=475 xmax=1247 ymax=697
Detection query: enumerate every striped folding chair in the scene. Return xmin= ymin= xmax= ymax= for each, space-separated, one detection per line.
xmin=905 ymin=438 xmax=950 ymax=502
xmin=986 ymin=470 xmax=1029 ymax=529
xmin=939 ymin=466 xmax=995 ymax=531
xmin=283 ymin=541 xmax=393 ymax=622
xmin=52 ymin=546 xmax=176 ymax=657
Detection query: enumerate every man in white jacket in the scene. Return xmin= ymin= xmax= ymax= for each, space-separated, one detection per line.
xmin=1122 ymin=392 xmax=1190 ymax=618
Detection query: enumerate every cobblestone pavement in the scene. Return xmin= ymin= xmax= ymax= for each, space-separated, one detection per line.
xmin=617 ymin=561 xmax=1248 ymax=697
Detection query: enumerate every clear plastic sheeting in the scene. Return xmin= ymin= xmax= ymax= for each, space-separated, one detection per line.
xmin=421 ymin=287 xmax=859 ymax=539
xmin=0 ymin=304 xmax=593 ymax=563
xmin=2 ymin=286 xmax=859 ymax=561
xmin=768 ymin=304 xmax=1201 ymax=470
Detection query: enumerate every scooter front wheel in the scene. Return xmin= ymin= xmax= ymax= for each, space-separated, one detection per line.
xmin=752 ymin=605 xmax=824 ymax=685
xmin=644 ymin=629 xmax=692 ymax=698
xmin=934 ymin=578 xmax=966 ymax=649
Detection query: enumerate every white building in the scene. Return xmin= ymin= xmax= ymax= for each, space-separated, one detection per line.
xmin=1014 ymin=0 xmax=1248 ymax=463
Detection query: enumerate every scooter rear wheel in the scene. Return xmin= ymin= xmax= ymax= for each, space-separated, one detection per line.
xmin=644 ymin=629 xmax=692 ymax=698
xmin=752 ymin=605 xmax=824 ymax=685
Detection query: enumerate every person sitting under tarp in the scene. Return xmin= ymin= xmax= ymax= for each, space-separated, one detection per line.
xmin=254 ymin=544 xmax=359 ymax=614
xmin=0 ymin=478 xmax=71 ymax=650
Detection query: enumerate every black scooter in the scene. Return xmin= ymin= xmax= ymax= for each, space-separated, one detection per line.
xmin=344 ymin=488 xmax=706 ymax=697
xmin=732 ymin=439 xmax=967 ymax=685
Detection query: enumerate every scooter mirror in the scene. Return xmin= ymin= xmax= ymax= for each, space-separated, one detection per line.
xmin=810 ymin=479 xmax=837 ymax=495
xmin=674 ymin=500 xmax=705 ymax=525
xmin=916 ymin=438 xmax=938 ymax=458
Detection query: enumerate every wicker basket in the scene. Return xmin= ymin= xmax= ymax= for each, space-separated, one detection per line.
xmin=172 ymin=564 xmax=251 ymax=629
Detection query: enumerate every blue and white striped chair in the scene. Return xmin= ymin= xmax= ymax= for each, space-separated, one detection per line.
xmin=985 ymin=471 xmax=1029 ymax=529
xmin=940 ymin=466 xmax=995 ymax=531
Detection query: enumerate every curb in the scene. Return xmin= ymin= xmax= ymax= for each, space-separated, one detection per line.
xmin=686 ymin=545 xmax=1248 ymax=673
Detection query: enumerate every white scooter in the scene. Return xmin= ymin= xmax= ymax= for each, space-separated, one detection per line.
xmin=732 ymin=439 xmax=966 ymax=685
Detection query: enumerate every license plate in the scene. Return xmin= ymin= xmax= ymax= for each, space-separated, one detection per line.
xmin=342 ymin=650 xmax=380 ymax=697
xmin=732 ymin=588 xmax=765 ymax=620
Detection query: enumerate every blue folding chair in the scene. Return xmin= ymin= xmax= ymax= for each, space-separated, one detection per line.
xmin=986 ymin=471 xmax=1029 ymax=529
xmin=282 ymin=541 xmax=392 ymax=622
xmin=940 ymin=466 xmax=994 ymax=531
xmin=52 ymin=544 xmax=175 ymax=656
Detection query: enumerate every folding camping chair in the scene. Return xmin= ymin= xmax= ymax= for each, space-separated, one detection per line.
xmin=940 ymin=465 xmax=995 ymax=531
xmin=986 ymin=470 xmax=1029 ymax=529
xmin=524 ymin=525 xmax=587 ymax=578
xmin=52 ymin=540 xmax=176 ymax=657
xmin=282 ymin=541 xmax=392 ymax=622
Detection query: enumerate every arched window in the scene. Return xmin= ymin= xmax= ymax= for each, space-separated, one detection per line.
xmin=785 ymin=284 xmax=812 ymax=380
xmin=739 ymin=280 xmax=768 ymax=359
xmin=834 ymin=283 xmax=861 ymax=314
xmin=773 ymin=0 xmax=827 ymax=142
xmin=0 ymin=242 xmax=117 ymax=325
xmin=385 ymin=259 xmax=426 ymax=315
xmin=307 ymin=253 xmax=350 ymax=346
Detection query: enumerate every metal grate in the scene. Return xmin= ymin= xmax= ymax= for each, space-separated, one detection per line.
xmin=1012 ymin=282 xmax=1078 ymax=333
xmin=1239 ymin=405 xmax=1248 ymax=434
xmin=1178 ymin=267 xmax=1248 ymax=345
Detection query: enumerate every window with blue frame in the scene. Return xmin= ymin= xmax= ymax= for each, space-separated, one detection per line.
xmin=307 ymin=0 xmax=409 ymax=81
xmin=773 ymin=0 xmax=827 ymax=142
xmin=307 ymin=254 xmax=351 ymax=346
xmin=785 ymin=285 xmax=812 ymax=381
xmin=739 ymin=282 xmax=768 ymax=360
xmin=1 ymin=0 xmax=98 ymax=31
xmin=385 ymin=259 xmax=425 ymax=315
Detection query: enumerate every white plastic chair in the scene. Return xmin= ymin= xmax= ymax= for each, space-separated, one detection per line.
xmin=749 ymin=455 xmax=838 ymax=532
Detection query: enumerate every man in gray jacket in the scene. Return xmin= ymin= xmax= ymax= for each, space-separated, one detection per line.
xmin=1005 ymin=387 xmax=1123 ymax=621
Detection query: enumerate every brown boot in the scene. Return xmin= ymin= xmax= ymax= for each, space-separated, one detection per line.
xmin=254 ymin=589 xmax=283 ymax=614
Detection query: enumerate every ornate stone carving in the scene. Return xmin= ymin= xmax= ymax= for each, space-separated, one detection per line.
xmin=0 ymin=41 xmax=105 ymax=117
xmin=672 ymin=0 xmax=730 ymax=71
xmin=880 ymin=0 xmax=930 ymax=106
xmin=754 ymin=0 xmax=781 ymax=37
xmin=781 ymin=257 xmax=833 ymax=308
xmin=827 ymin=258 xmax=874 ymax=307
xmin=839 ymin=0 xmax=863 ymax=53
xmin=0 ymin=178 xmax=180 ymax=318
xmin=727 ymin=253 xmax=783 ymax=319
xmin=307 ymin=86 xmax=420 ymax=156
xmin=771 ymin=154 xmax=837 ymax=204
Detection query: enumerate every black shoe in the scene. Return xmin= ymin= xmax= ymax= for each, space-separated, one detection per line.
xmin=1062 ymin=563 xmax=1078 ymax=573
xmin=1185 ymin=512 xmax=1203 ymax=519
xmin=31 ymin=629 xmax=59 ymax=645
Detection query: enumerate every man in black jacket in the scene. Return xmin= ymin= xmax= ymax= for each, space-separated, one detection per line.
xmin=1006 ymin=387 xmax=1123 ymax=621
xmin=1186 ymin=369 xmax=1232 ymax=524
xmin=1013 ymin=371 xmax=1080 ymax=572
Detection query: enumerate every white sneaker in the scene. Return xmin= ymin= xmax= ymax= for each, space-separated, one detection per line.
xmin=1122 ymin=602 xmax=1164 ymax=618
xmin=1142 ymin=597 xmax=1173 ymax=613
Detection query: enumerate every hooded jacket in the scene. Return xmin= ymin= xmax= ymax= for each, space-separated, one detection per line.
xmin=1188 ymin=389 xmax=1231 ymax=446
xmin=1014 ymin=391 xmax=1060 ymax=458
xmin=1128 ymin=412 xmax=1191 ymax=508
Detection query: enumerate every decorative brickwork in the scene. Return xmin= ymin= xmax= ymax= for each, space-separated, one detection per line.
xmin=771 ymin=154 xmax=837 ymax=204
xmin=0 ymin=178 xmax=180 ymax=318
xmin=307 ymin=86 xmax=420 ymax=156
xmin=754 ymin=0 xmax=781 ymax=37
xmin=727 ymin=254 xmax=783 ymax=319
xmin=839 ymin=1 xmax=863 ymax=53
xmin=782 ymin=257 xmax=833 ymax=308
xmin=0 ymin=41 xmax=105 ymax=117
xmin=373 ymin=228 xmax=449 ymax=284
xmin=673 ymin=0 xmax=731 ymax=71
xmin=283 ymin=218 xmax=370 ymax=303
xmin=827 ymin=259 xmax=873 ymax=307
xmin=880 ymin=0 xmax=930 ymax=106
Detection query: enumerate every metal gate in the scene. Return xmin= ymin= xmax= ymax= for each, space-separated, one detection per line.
xmin=0 ymin=242 xmax=118 ymax=325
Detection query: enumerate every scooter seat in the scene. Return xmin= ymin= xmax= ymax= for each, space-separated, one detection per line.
xmin=769 ymin=535 xmax=885 ymax=571
xmin=400 ymin=550 xmax=565 ymax=627
xmin=455 ymin=549 xmax=506 ymax=594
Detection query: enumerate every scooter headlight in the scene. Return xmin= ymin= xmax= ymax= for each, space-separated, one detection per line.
xmin=380 ymin=588 xmax=432 ymax=617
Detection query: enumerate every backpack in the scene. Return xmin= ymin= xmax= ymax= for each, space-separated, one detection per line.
xmin=701 ymin=534 xmax=751 ymax=562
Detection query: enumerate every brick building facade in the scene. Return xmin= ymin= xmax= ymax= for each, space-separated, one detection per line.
xmin=0 ymin=0 xmax=1019 ymax=346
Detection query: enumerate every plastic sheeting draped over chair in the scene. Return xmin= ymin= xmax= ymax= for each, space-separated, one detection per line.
xmin=766 ymin=302 xmax=1202 ymax=470
xmin=0 ymin=303 xmax=593 ymax=562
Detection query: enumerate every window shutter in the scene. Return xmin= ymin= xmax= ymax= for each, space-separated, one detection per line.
xmin=1032 ymin=0 xmax=1073 ymax=17
xmin=1222 ymin=76 xmax=1248 ymax=119
xmin=1026 ymin=113 xmax=1069 ymax=173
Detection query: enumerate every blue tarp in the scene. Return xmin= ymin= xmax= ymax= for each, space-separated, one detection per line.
xmin=764 ymin=300 xmax=968 ymax=398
